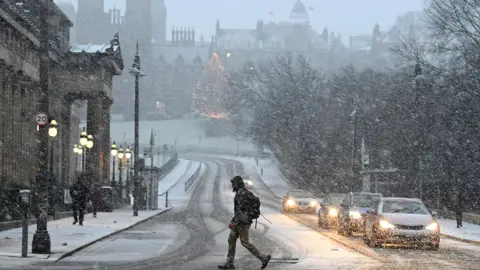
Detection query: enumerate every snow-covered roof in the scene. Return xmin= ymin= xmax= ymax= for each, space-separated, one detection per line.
xmin=70 ymin=44 xmax=119 ymax=53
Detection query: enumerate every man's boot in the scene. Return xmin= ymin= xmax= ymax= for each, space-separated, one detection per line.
xmin=218 ymin=262 xmax=235 ymax=269
xmin=261 ymin=255 xmax=271 ymax=269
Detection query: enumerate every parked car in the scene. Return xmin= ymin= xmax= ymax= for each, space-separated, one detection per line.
xmin=282 ymin=189 xmax=317 ymax=214
xmin=363 ymin=197 xmax=440 ymax=250
xmin=338 ymin=192 xmax=382 ymax=236
xmin=318 ymin=193 xmax=346 ymax=229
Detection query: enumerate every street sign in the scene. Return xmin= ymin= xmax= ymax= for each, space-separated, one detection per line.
xmin=35 ymin=113 xmax=48 ymax=126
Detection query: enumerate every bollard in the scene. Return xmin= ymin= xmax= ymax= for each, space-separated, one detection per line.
xmin=22 ymin=208 xmax=28 ymax=258
xmin=19 ymin=190 xmax=31 ymax=258
xmin=261 ymin=168 xmax=263 ymax=176
xmin=165 ymin=190 xmax=168 ymax=208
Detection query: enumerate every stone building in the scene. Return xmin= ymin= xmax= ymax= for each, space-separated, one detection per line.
xmin=75 ymin=0 xmax=159 ymax=118
xmin=347 ymin=11 xmax=430 ymax=70
xmin=0 ymin=0 xmax=72 ymax=189
xmin=214 ymin=0 xmax=346 ymax=71
xmin=0 ymin=1 xmax=123 ymax=222
xmin=151 ymin=28 xmax=212 ymax=119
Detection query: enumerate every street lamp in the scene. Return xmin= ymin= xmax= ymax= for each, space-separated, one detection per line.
xmin=117 ymin=147 xmax=124 ymax=200
xmin=86 ymin=135 xmax=94 ymax=149
xmin=79 ymin=127 xmax=88 ymax=146
xmin=125 ymin=147 xmax=132 ymax=201
xmin=77 ymin=145 xmax=83 ymax=171
xmin=111 ymin=142 xmax=118 ymax=191
xmin=47 ymin=119 xmax=58 ymax=217
xmin=130 ymin=42 xmax=145 ymax=216
xmin=48 ymin=119 xmax=58 ymax=138
xmin=30 ymin=0 xmax=52 ymax=254
xmin=125 ymin=147 xmax=132 ymax=159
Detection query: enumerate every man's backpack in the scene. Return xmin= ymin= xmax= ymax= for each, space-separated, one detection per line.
xmin=245 ymin=190 xmax=261 ymax=227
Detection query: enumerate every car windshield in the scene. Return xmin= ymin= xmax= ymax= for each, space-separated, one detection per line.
xmin=381 ymin=201 xmax=430 ymax=214
xmin=352 ymin=195 xmax=381 ymax=208
xmin=291 ymin=191 xmax=313 ymax=198
xmin=326 ymin=195 xmax=345 ymax=205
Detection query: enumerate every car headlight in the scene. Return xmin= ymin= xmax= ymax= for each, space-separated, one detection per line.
xmin=379 ymin=219 xmax=395 ymax=229
xmin=287 ymin=199 xmax=295 ymax=206
xmin=349 ymin=211 xmax=361 ymax=219
xmin=247 ymin=180 xmax=253 ymax=186
xmin=310 ymin=201 xmax=317 ymax=207
xmin=425 ymin=222 xmax=439 ymax=231
xmin=328 ymin=208 xmax=338 ymax=216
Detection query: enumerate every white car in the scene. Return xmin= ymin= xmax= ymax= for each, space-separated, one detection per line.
xmin=363 ymin=197 xmax=440 ymax=250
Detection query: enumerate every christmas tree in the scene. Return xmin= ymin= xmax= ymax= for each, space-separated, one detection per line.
xmin=192 ymin=53 xmax=228 ymax=118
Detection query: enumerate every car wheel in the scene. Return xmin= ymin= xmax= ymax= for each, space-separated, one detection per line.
xmin=368 ymin=229 xmax=382 ymax=248
xmin=429 ymin=242 xmax=440 ymax=250
xmin=363 ymin=227 xmax=370 ymax=245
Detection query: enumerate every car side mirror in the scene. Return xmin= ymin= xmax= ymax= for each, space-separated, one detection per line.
xmin=431 ymin=211 xmax=438 ymax=218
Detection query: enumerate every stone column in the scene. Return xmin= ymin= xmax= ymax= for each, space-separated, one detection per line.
xmin=0 ymin=59 xmax=5 ymax=183
xmin=100 ymin=97 xmax=112 ymax=185
xmin=86 ymin=97 xmax=101 ymax=185
xmin=60 ymin=98 xmax=72 ymax=187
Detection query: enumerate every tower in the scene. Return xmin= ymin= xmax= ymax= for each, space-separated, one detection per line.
xmin=124 ymin=0 xmax=152 ymax=67
xmin=152 ymin=0 xmax=167 ymax=44
xmin=76 ymin=0 xmax=108 ymax=44
xmin=290 ymin=0 xmax=310 ymax=25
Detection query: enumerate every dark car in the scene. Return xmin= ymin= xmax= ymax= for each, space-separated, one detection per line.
xmin=363 ymin=197 xmax=440 ymax=250
xmin=338 ymin=192 xmax=382 ymax=236
xmin=282 ymin=189 xmax=317 ymax=214
xmin=317 ymin=193 xmax=346 ymax=229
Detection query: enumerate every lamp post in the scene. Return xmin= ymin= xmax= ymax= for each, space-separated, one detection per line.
xmin=117 ymin=147 xmax=124 ymax=201
xmin=125 ymin=147 xmax=132 ymax=202
xmin=77 ymin=145 xmax=84 ymax=170
xmin=130 ymin=42 xmax=145 ymax=216
xmin=111 ymin=142 xmax=118 ymax=190
xmin=31 ymin=0 xmax=53 ymax=254
xmin=79 ymin=128 xmax=88 ymax=171
xmin=47 ymin=119 xmax=58 ymax=217
xmin=73 ymin=144 xmax=79 ymax=171
xmin=48 ymin=119 xmax=58 ymax=174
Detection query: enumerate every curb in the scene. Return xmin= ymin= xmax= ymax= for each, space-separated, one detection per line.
xmin=441 ymin=233 xmax=480 ymax=245
xmin=54 ymin=207 xmax=173 ymax=262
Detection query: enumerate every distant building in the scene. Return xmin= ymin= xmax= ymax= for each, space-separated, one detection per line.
xmin=214 ymin=0 xmax=346 ymax=71
xmin=74 ymin=0 xmax=157 ymax=118
xmin=347 ymin=11 xmax=429 ymax=69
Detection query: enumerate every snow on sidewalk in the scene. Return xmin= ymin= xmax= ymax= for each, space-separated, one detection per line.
xmin=438 ymin=219 xmax=480 ymax=243
xmin=0 ymin=206 xmax=168 ymax=268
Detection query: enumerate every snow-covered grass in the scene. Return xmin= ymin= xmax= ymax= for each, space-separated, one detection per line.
xmin=157 ymin=159 xmax=203 ymax=208
xmin=438 ymin=219 xmax=480 ymax=243
xmin=0 ymin=207 xmax=168 ymax=267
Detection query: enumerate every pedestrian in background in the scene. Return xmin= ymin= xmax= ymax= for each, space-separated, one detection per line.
xmin=70 ymin=176 xmax=89 ymax=225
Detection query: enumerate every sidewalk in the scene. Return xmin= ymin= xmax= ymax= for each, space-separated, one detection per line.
xmin=0 ymin=206 xmax=170 ymax=268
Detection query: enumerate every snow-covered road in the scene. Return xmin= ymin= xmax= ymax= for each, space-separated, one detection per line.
xmin=24 ymin=154 xmax=480 ymax=269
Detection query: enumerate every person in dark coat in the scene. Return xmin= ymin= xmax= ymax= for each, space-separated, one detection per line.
xmin=70 ymin=177 xmax=89 ymax=225
xmin=455 ymin=190 xmax=464 ymax=228
xmin=91 ymin=183 xmax=102 ymax=218
xmin=218 ymin=176 xmax=271 ymax=270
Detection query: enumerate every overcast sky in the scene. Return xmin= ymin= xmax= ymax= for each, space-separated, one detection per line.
xmin=57 ymin=0 xmax=424 ymax=41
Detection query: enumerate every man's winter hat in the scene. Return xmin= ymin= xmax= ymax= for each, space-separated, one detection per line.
xmin=231 ymin=175 xmax=244 ymax=186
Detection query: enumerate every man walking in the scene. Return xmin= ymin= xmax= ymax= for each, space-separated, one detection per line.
xmin=70 ymin=176 xmax=89 ymax=225
xmin=218 ymin=176 xmax=271 ymax=270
